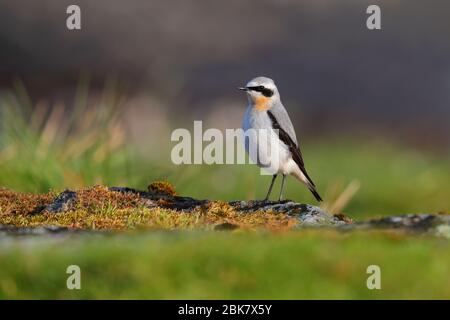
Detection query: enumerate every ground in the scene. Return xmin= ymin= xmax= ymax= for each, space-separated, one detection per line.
xmin=0 ymin=182 xmax=449 ymax=299
xmin=0 ymin=184 xmax=304 ymax=231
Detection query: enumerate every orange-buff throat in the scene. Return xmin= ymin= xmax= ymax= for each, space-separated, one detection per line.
xmin=254 ymin=96 xmax=270 ymax=111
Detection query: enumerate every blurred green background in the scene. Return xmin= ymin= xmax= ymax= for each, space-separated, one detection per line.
xmin=0 ymin=0 xmax=449 ymax=300
xmin=1 ymin=231 xmax=450 ymax=299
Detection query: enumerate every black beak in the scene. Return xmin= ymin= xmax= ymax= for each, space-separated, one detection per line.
xmin=238 ymin=87 xmax=248 ymax=91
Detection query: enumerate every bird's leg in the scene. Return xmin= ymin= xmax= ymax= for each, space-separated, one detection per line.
xmin=278 ymin=174 xmax=286 ymax=202
xmin=264 ymin=174 xmax=277 ymax=202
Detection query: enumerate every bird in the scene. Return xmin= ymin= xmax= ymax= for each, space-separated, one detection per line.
xmin=240 ymin=76 xmax=322 ymax=202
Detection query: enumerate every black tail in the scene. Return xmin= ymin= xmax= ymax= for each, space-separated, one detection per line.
xmin=308 ymin=185 xmax=323 ymax=202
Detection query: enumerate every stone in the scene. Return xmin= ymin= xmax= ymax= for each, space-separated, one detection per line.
xmin=44 ymin=189 xmax=77 ymax=213
xmin=25 ymin=186 xmax=450 ymax=237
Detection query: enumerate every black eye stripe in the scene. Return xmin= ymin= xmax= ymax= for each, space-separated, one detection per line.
xmin=246 ymin=86 xmax=274 ymax=97
xmin=247 ymin=86 xmax=264 ymax=92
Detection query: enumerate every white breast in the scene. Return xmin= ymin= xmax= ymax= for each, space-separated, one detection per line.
xmin=242 ymin=106 xmax=294 ymax=175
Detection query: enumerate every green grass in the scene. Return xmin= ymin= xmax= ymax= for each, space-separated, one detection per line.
xmin=1 ymin=230 xmax=449 ymax=299
xmin=0 ymin=81 xmax=148 ymax=192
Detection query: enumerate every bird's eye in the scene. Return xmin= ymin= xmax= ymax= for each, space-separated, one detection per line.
xmin=247 ymin=85 xmax=273 ymax=97
xmin=261 ymin=87 xmax=274 ymax=97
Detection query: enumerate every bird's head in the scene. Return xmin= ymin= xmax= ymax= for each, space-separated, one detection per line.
xmin=239 ymin=76 xmax=280 ymax=111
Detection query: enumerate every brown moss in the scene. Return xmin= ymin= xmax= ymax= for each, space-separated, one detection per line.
xmin=0 ymin=188 xmax=55 ymax=216
xmin=0 ymin=185 xmax=299 ymax=232
xmin=197 ymin=202 xmax=298 ymax=232
xmin=206 ymin=201 xmax=235 ymax=216
xmin=148 ymin=181 xmax=177 ymax=196
xmin=76 ymin=185 xmax=143 ymax=211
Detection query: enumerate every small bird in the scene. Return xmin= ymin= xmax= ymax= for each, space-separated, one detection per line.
xmin=240 ymin=76 xmax=322 ymax=202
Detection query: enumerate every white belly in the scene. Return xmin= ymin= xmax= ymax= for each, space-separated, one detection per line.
xmin=242 ymin=107 xmax=296 ymax=175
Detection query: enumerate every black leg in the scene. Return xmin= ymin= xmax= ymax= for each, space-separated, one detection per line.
xmin=264 ymin=174 xmax=277 ymax=201
xmin=278 ymin=174 xmax=286 ymax=201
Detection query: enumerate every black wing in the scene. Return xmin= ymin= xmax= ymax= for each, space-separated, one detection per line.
xmin=267 ymin=110 xmax=322 ymax=201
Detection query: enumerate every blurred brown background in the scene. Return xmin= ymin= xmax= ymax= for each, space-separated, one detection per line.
xmin=1 ymin=0 xmax=449 ymax=150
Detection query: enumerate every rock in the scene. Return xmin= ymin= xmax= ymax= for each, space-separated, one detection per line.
xmin=0 ymin=224 xmax=76 ymax=237
xmin=34 ymin=187 xmax=450 ymax=236
xmin=109 ymin=187 xmax=208 ymax=211
xmin=40 ymin=187 xmax=344 ymax=227
xmin=40 ymin=187 xmax=346 ymax=227
xmin=340 ymin=213 xmax=450 ymax=237
xmin=110 ymin=188 xmax=343 ymax=226
xmin=108 ymin=187 xmax=140 ymax=194
xmin=435 ymin=225 xmax=450 ymax=239
xmin=44 ymin=189 xmax=77 ymax=213
xmin=230 ymin=200 xmax=346 ymax=226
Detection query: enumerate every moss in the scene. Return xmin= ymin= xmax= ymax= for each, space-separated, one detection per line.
xmin=0 ymin=185 xmax=298 ymax=231
xmin=148 ymin=181 xmax=177 ymax=196
xmin=0 ymin=188 xmax=55 ymax=216
xmin=206 ymin=201 xmax=235 ymax=216
xmin=0 ymin=205 xmax=297 ymax=231
xmin=76 ymin=185 xmax=143 ymax=211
